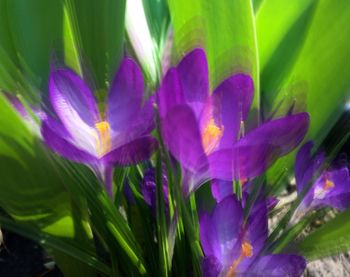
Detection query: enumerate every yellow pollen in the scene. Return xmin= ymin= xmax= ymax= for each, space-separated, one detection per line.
xmin=95 ymin=121 xmax=111 ymax=157
xmin=324 ymin=178 xmax=335 ymax=190
xmin=202 ymin=118 xmax=224 ymax=154
xmin=240 ymin=178 xmax=248 ymax=186
xmin=226 ymin=241 xmax=254 ymax=277
xmin=241 ymin=241 xmax=253 ymax=258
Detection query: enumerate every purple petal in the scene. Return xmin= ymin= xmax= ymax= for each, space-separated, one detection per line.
xmin=208 ymin=144 xmax=280 ymax=181
xmin=239 ymin=113 xmax=309 ymax=157
xmin=312 ymin=167 xmax=350 ymax=210
xmin=156 ymin=68 xmax=185 ymax=118
xmin=124 ymin=179 xmax=135 ymax=204
xmin=212 ymin=74 xmax=254 ymax=148
xmin=41 ymin=117 xmax=97 ymax=164
xmin=266 ymin=197 xmax=279 ymax=210
xmin=211 ymin=179 xmax=233 ymax=203
xmin=107 ymin=58 xmax=144 ymax=132
xmin=295 ymin=141 xmax=325 ymax=194
xmin=49 ymin=68 xmax=99 ymax=155
xmin=101 ymin=136 xmax=158 ymax=166
xmin=141 ymin=168 xmax=169 ymax=214
xmin=49 ymin=68 xmax=99 ymax=125
xmin=322 ymin=193 xmax=350 ymax=210
xmin=177 ymin=48 xmax=209 ymax=117
xmin=161 ymin=105 xmax=208 ymax=173
xmin=327 ymin=167 xmax=350 ymax=195
xmin=182 ymin=166 xmax=210 ymax=197
xmin=209 ymin=114 xmax=309 ymax=181
xmin=125 ymin=95 xmax=155 ymax=137
xmin=247 ymin=254 xmax=306 ymax=277
xmin=103 ymin=166 xmax=114 ymax=198
xmin=200 ymin=196 xmax=243 ymax=266
xmin=109 ymin=96 xmax=155 ymax=151
xmin=247 ymin=200 xmax=268 ymax=256
xmin=202 ymin=256 xmax=222 ymax=277
xmin=199 ymin=213 xmax=217 ymax=257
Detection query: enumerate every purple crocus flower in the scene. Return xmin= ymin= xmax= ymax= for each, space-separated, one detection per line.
xmin=141 ymin=168 xmax=169 ymax=215
xmin=211 ymin=179 xmax=279 ymax=211
xmin=199 ymin=195 xmax=306 ymax=276
xmin=41 ymin=58 xmax=158 ymax=197
xmin=295 ymin=142 xmax=350 ymax=214
xmin=157 ymin=48 xmax=309 ymax=196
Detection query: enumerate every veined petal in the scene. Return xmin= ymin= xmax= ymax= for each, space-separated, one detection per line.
xmin=202 ymin=256 xmax=222 ymax=277
xmin=157 ymin=68 xmax=185 ymax=118
xmin=247 ymin=200 xmax=268 ymax=256
xmin=211 ymin=179 xmax=233 ymax=203
xmin=41 ymin=117 xmax=97 ymax=164
xmin=200 ymin=196 xmax=243 ymax=266
xmin=312 ymin=167 xmax=350 ymax=210
xmin=161 ymin=105 xmax=207 ymax=172
xmin=107 ymin=57 xmax=144 ymax=132
xmin=182 ymin=166 xmax=210 ymax=197
xmin=247 ymin=254 xmax=306 ymax=277
xmin=209 ymin=114 xmax=308 ymax=181
xmin=238 ymin=113 xmax=309 ymax=156
xmin=208 ymin=144 xmax=279 ymax=181
xmin=212 ymin=73 xmax=254 ymax=148
xmin=108 ymin=96 xmax=155 ymax=151
xmin=177 ymin=48 xmax=209 ymax=117
xmin=49 ymin=68 xmax=99 ymax=156
xmin=212 ymin=196 xmax=243 ymax=266
xmin=295 ymin=141 xmax=325 ymax=194
xmin=101 ymin=136 xmax=158 ymax=166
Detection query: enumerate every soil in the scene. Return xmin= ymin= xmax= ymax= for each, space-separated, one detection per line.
xmin=0 ymin=229 xmax=62 ymax=277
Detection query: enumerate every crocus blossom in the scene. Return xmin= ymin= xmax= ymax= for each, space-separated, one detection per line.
xmin=141 ymin=168 xmax=169 ymax=215
xmin=199 ymin=195 xmax=306 ymax=276
xmin=211 ymin=179 xmax=279 ymax=211
xmin=157 ymin=48 xmax=309 ymax=196
xmin=295 ymin=142 xmax=350 ymax=214
xmin=41 ymin=58 xmax=158 ymax=197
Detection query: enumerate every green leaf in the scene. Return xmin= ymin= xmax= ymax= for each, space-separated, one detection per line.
xmin=0 ymin=94 xmax=99 ymax=276
xmin=65 ymin=0 xmax=126 ymax=90
xmin=0 ymin=0 xmax=36 ymax=100
xmin=257 ymin=0 xmax=350 ymax=186
xmin=63 ymin=162 xmax=147 ymax=275
xmin=167 ymin=0 xmax=259 ymax=108
xmin=6 ymin=0 xmax=63 ymax=90
xmin=295 ymin=209 xmax=350 ymax=260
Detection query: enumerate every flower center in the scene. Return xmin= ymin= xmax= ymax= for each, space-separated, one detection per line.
xmin=314 ymin=177 xmax=335 ymax=199
xmin=226 ymin=241 xmax=253 ymax=277
xmin=202 ymin=118 xmax=224 ymax=154
xmin=95 ymin=121 xmax=111 ymax=157
xmin=240 ymin=178 xmax=248 ymax=186
xmin=324 ymin=178 xmax=335 ymax=190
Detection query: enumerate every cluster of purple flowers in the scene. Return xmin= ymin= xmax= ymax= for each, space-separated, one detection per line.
xmin=7 ymin=48 xmax=350 ymax=276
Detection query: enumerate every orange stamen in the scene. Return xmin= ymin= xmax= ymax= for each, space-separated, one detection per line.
xmin=240 ymin=178 xmax=248 ymax=186
xmin=226 ymin=241 xmax=253 ymax=277
xmin=202 ymin=118 xmax=224 ymax=154
xmin=324 ymin=178 xmax=335 ymax=190
xmin=314 ymin=177 xmax=335 ymax=199
xmin=95 ymin=121 xmax=111 ymax=157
